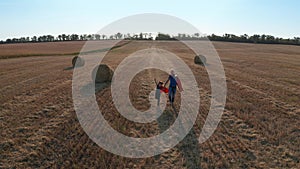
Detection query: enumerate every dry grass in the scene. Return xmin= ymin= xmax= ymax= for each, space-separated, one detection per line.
xmin=0 ymin=40 xmax=127 ymax=59
xmin=0 ymin=41 xmax=299 ymax=168
xmin=0 ymin=41 xmax=85 ymax=58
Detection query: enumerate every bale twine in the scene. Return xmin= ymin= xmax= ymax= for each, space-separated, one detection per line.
xmin=92 ymin=64 xmax=114 ymax=83
xmin=194 ymin=55 xmax=206 ymax=65
xmin=72 ymin=56 xmax=85 ymax=67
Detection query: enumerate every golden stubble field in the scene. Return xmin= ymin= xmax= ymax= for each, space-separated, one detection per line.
xmin=0 ymin=40 xmax=299 ymax=168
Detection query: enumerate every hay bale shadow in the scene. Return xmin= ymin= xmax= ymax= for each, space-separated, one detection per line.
xmin=63 ymin=66 xmax=74 ymax=70
xmin=80 ymin=82 xmax=110 ymax=97
xmin=95 ymin=82 xmax=111 ymax=93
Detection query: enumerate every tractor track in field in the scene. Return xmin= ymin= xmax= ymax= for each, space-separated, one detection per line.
xmin=225 ymin=76 xmax=300 ymax=114
xmin=0 ymin=78 xmax=74 ymax=168
xmin=0 ymin=56 xmax=72 ymax=89
xmin=223 ymin=66 xmax=300 ymax=106
xmin=191 ymin=77 xmax=299 ymax=168
xmin=0 ymin=60 xmax=72 ymax=106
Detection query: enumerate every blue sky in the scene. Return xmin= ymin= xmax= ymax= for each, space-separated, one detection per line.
xmin=0 ymin=0 xmax=299 ymax=40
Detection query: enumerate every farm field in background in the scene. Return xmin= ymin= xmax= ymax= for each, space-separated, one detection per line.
xmin=0 ymin=41 xmax=299 ymax=168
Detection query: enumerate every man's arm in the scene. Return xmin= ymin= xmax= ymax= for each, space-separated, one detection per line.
xmin=164 ymin=76 xmax=169 ymax=87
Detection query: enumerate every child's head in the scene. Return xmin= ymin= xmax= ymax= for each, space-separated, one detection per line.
xmin=158 ymin=81 xmax=163 ymax=87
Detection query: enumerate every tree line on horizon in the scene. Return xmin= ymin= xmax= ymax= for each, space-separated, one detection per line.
xmin=1 ymin=32 xmax=299 ymax=46
xmin=157 ymin=33 xmax=300 ymax=45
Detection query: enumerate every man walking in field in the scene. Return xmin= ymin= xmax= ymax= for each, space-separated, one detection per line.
xmin=164 ymin=70 xmax=183 ymax=106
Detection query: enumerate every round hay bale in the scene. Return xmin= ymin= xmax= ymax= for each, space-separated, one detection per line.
xmin=92 ymin=64 xmax=114 ymax=83
xmin=194 ymin=55 xmax=206 ymax=65
xmin=72 ymin=56 xmax=85 ymax=67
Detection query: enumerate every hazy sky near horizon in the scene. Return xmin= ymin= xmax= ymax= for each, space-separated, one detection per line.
xmin=0 ymin=0 xmax=299 ymax=40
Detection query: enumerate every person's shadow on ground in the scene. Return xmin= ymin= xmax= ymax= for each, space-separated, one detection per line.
xmin=156 ymin=107 xmax=201 ymax=169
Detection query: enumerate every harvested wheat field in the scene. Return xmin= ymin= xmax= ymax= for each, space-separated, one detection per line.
xmin=0 ymin=41 xmax=299 ymax=168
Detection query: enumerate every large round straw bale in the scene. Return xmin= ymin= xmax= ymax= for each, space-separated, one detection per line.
xmin=194 ymin=55 xmax=206 ymax=65
xmin=72 ymin=56 xmax=85 ymax=67
xmin=92 ymin=64 xmax=114 ymax=83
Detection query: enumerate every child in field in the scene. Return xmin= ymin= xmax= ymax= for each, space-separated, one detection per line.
xmin=154 ymin=78 xmax=164 ymax=106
